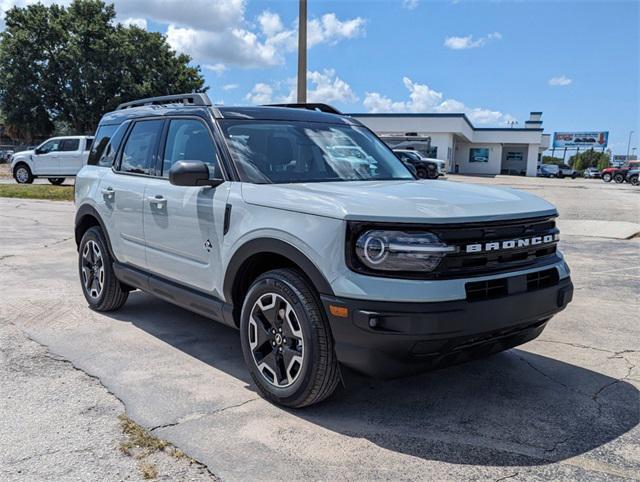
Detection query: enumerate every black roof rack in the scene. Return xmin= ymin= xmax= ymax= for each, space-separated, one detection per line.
xmin=265 ymin=103 xmax=343 ymax=115
xmin=116 ymin=93 xmax=212 ymax=110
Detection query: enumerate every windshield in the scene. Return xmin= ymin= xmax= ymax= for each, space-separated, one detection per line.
xmin=220 ymin=120 xmax=414 ymax=184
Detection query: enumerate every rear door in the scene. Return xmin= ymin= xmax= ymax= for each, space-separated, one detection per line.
xmin=98 ymin=119 xmax=164 ymax=269
xmin=58 ymin=138 xmax=83 ymax=175
xmin=143 ymin=117 xmax=229 ymax=295
xmin=32 ymin=138 xmax=62 ymax=175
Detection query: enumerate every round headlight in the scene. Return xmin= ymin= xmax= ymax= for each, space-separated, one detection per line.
xmin=354 ymin=230 xmax=456 ymax=273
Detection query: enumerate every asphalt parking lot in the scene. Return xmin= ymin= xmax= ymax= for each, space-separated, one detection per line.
xmin=1 ymin=175 xmax=639 ymax=480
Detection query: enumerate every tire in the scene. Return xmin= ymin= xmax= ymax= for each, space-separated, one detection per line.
xmin=571 ymin=172 xmax=578 ymax=179
xmin=557 ymin=171 xmax=564 ymax=179
xmin=416 ymin=167 xmax=428 ymax=179
xmin=614 ymin=173 xmax=625 ymax=183
xmin=240 ymin=268 xmax=340 ymax=408
xmin=13 ymin=163 xmax=34 ymax=184
xmin=426 ymin=167 xmax=439 ymax=179
xmin=630 ymin=175 xmax=639 ymax=186
xmin=602 ymin=173 xmax=612 ymax=182
xmin=78 ymin=226 xmax=129 ymax=311
xmin=48 ymin=177 xmax=65 ymax=185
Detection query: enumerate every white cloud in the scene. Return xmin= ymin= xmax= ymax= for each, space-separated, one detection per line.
xmin=204 ymin=63 xmax=227 ymax=75
xmin=307 ymin=13 xmax=365 ymax=47
xmin=121 ymin=17 xmax=147 ymax=29
xmin=245 ymin=69 xmax=358 ymax=105
xmin=245 ymin=83 xmax=274 ymax=105
xmin=258 ymin=10 xmax=283 ymax=37
xmin=548 ymin=75 xmax=572 ymax=86
xmin=222 ymin=83 xmax=239 ymax=91
xmin=363 ymin=77 xmax=516 ymax=126
xmin=402 ymin=0 xmax=419 ymax=10
xmin=444 ymin=32 xmax=502 ymax=50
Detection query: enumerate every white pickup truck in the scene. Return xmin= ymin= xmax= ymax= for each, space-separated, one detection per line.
xmin=10 ymin=136 xmax=94 ymax=184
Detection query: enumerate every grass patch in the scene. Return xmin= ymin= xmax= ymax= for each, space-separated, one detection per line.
xmin=0 ymin=184 xmax=74 ymax=201
xmin=139 ymin=462 xmax=159 ymax=480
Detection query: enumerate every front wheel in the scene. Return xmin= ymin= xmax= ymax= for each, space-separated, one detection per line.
xmin=571 ymin=172 xmax=578 ymax=179
xmin=630 ymin=175 xmax=639 ymax=186
xmin=14 ymin=164 xmax=33 ymax=184
xmin=614 ymin=173 xmax=625 ymax=183
xmin=602 ymin=173 xmax=612 ymax=182
xmin=48 ymin=177 xmax=65 ymax=185
xmin=78 ymin=226 xmax=129 ymax=311
xmin=240 ymin=269 xmax=340 ymax=408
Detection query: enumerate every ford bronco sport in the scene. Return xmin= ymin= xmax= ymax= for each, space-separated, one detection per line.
xmin=74 ymin=94 xmax=573 ymax=407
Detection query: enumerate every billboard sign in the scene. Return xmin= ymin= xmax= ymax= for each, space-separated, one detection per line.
xmin=552 ymin=131 xmax=608 ymax=148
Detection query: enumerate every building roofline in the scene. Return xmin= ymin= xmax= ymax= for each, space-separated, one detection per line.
xmin=348 ymin=112 xmax=543 ymax=132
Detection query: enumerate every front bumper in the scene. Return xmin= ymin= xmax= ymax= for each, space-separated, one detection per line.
xmin=322 ymin=276 xmax=573 ymax=378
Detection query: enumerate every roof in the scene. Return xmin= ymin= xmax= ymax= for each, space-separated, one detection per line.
xmin=99 ymin=104 xmax=360 ymax=127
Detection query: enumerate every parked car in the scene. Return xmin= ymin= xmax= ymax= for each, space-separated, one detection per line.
xmin=601 ymin=160 xmax=640 ymax=183
xmin=0 ymin=148 xmax=15 ymax=163
xmin=583 ymin=167 xmax=601 ymax=179
xmin=537 ymin=164 xmax=559 ymax=177
xmin=75 ymin=93 xmax=573 ymax=408
xmin=625 ymin=169 xmax=639 ymax=186
xmin=393 ymin=149 xmax=445 ymax=179
xmin=10 ymin=135 xmax=94 ymax=184
xmin=557 ymin=164 xmax=578 ymax=179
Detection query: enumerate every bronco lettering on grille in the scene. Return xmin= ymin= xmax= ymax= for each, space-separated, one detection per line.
xmin=465 ymin=233 xmax=559 ymax=253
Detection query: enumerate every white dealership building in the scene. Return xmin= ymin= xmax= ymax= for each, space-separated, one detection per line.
xmin=350 ymin=111 xmax=550 ymax=177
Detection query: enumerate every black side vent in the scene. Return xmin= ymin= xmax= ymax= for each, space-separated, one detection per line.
xmin=465 ymin=278 xmax=508 ymax=302
xmin=527 ymin=268 xmax=559 ymax=292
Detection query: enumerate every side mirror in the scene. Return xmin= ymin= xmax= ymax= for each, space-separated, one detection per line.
xmin=169 ymin=160 xmax=224 ymax=187
xmin=35 ymin=148 xmax=44 ymax=155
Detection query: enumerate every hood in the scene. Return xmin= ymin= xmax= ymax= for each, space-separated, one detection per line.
xmin=241 ymin=180 xmax=557 ymax=224
xmin=10 ymin=149 xmax=34 ymax=160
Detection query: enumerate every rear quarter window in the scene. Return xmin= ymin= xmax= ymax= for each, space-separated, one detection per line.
xmin=87 ymin=125 xmax=118 ymax=166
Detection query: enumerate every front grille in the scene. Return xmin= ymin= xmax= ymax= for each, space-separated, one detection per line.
xmin=465 ymin=268 xmax=560 ymax=302
xmin=347 ymin=215 xmax=561 ymax=280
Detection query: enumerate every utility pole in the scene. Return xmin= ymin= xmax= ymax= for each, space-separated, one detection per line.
xmin=626 ymin=130 xmax=634 ymax=161
xmin=297 ymin=0 xmax=307 ymax=103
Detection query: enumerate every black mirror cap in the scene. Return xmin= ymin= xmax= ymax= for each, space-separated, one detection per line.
xmin=169 ymin=160 xmax=224 ymax=187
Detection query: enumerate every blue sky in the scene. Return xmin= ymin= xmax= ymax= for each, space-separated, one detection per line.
xmin=1 ymin=0 xmax=639 ymax=154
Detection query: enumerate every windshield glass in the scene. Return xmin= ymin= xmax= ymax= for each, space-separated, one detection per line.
xmin=220 ymin=120 xmax=414 ymax=184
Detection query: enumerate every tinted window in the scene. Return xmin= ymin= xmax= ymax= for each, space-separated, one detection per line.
xmin=59 ymin=139 xmax=80 ymax=151
xmin=97 ymin=123 xmax=129 ymax=167
xmin=220 ymin=120 xmax=413 ymax=184
xmin=162 ymin=119 xmax=219 ymax=178
xmin=84 ymin=138 xmax=94 ymax=151
xmin=38 ymin=139 xmax=61 ymax=154
xmin=88 ymin=125 xmax=117 ymax=165
xmin=119 ymin=120 xmax=163 ymax=175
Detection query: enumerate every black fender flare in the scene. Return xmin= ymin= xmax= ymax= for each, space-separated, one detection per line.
xmin=74 ymin=204 xmax=117 ymax=261
xmin=223 ymin=238 xmax=335 ymax=302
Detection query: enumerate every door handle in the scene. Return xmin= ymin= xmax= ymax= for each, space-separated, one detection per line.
xmin=147 ymin=195 xmax=167 ymax=208
xmin=101 ymin=187 xmax=115 ymax=200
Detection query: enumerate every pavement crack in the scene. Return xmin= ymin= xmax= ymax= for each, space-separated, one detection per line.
xmin=150 ymin=398 xmax=260 ymax=433
xmin=42 ymin=235 xmax=73 ymax=248
xmin=495 ymin=473 xmax=519 ymax=481
xmin=536 ymin=339 xmax=615 ymax=354
xmin=515 ymin=354 xmax=579 ymax=394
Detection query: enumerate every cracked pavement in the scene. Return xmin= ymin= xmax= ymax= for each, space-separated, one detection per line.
xmin=0 ymin=176 xmax=639 ymax=481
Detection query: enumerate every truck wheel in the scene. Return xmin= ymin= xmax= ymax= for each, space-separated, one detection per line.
xmin=571 ymin=172 xmax=578 ymax=179
xmin=614 ymin=173 xmax=625 ymax=183
xmin=557 ymin=171 xmax=564 ymax=179
xmin=240 ymin=268 xmax=340 ymax=408
xmin=14 ymin=164 xmax=34 ymax=184
xmin=48 ymin=177 xmax=65 ymax=185
xmin=416 ymin=167 xmax=428 ymax=179
xmin=602 ymin=173 xmax=612 ymax=182
xmin=78 ymin=226 xmax=129 ymax=311
xmin=630 ymin=175 xmax=639 ymax=186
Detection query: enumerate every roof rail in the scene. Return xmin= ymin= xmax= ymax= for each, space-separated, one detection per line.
xmin=116 ymin=93 xmax=212 ymax=110
xmin=265 ymin=103 xmax=343 ymax=115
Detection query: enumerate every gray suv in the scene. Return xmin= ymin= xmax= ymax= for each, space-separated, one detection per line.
xmin=75 ymin=94 xmax=573 ymax=407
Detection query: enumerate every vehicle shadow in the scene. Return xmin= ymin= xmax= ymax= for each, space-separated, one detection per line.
xmin=114 ymin=291 xmax=639 ymax=467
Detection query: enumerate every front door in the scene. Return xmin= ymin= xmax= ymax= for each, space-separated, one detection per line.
xmin=32 ymin=138 xmax=62 ymax=175
xmin=99 ymin=119 xmax=164 ymax=269
xmin=143 ymin=118 xmax=229 ymax=296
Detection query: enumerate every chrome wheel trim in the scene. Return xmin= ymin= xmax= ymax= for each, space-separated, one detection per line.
xmin=248 ymin=293 xmax=304 ymax=388
xmin=15 ymin=167 xmax=29 ymax=183
xmin=81 ymin=240 xmax=104 ymax=299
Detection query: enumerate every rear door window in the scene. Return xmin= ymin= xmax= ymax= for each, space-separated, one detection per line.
xmin=119 ymin=120 xmax=163 ymax=175
xmin=59 ymin=139 xmax=80 ymax=151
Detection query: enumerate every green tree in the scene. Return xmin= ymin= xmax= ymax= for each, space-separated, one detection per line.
xmin=569 ymin=150 xmax=610 ymax=171
xmin=0 ymin=0 xmax=205 ymax=140
xmin=542 ymin=156 xmax=563 ymax=165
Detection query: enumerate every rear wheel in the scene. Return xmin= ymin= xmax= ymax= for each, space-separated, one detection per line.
xmin=14 ymin=164 xmax=33 ymax=184
xmin=629 ymin=175 xmax=639 ymax=186
xmin=78 ymin=226 xmax=129 ymax=311
xmin=48 ymin=177 xmax=65 ymax=185
xmin=571 ymin=172 xmax=578 ymax=179
xmin=614 ymin=173 xmax=625 ymax=183
xmin=416 ymin=167 xmax=428 ymax=179
xmin=602 ymin=173 xmax=612 ymax=182
xmin=240 ymin=269 xmax=340 ymax=408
